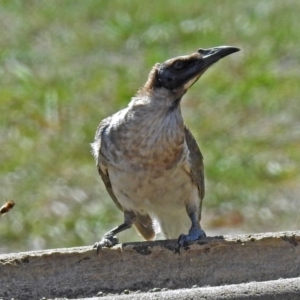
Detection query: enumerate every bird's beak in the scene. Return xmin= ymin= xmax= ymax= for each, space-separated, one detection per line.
xmin=198 ymin=46 xmax=240 ymax=68
xmin=183 ymin=46 xmax=240 ymax=90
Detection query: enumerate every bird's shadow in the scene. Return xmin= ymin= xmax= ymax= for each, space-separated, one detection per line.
xmin=121 ymin=235 xmax=225 ymax=254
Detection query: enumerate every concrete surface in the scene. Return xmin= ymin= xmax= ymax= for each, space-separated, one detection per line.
xmin=91 ymin=277 xmax=300 ymax=300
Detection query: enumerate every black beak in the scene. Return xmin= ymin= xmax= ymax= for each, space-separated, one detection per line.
xmin=198 ymin=46 xmax=240 ymax=68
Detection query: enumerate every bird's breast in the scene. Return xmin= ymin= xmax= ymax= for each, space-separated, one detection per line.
xmin=108 ymin=112 xmax=186 ymax=171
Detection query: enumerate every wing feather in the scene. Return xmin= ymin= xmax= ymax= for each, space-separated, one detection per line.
xmin=184 ymin=126 xmax=205 ymax=220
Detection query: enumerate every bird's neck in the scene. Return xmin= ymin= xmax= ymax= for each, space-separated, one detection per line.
xmin=127 ymin=92 xmax=184 ymax=146
xmin=112 ymin=93 xmax=186 ymax=171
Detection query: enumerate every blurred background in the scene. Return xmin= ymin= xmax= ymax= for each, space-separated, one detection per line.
xmin=0 ymin=0 xmax=299 ymax=254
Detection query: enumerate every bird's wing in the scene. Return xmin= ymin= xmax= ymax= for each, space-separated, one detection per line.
xmin=184 ymin=126 xmax=205 ymax=219
xmin=94 ymin=118 xmax=155 ymax=240
xmin=97 ymin=165 xmax=123 ymax=211
xmin=93 ymin=117 xmax=124 ymax=212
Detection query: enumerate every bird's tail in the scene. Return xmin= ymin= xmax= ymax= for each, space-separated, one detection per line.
xmin=134 ymin=214 xmax=156 ymax=241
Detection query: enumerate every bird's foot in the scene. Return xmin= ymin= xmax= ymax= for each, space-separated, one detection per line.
xmin=175 ymin=228 xmax=206 ymax=254
xmin=93 ymin=234 xmax=119 ymax=255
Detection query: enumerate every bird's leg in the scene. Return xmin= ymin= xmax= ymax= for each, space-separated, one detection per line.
xmin=93 ymin=211 xmax=136 ymax=254
xmin=176 ymin=211 xmax=206 ymax=253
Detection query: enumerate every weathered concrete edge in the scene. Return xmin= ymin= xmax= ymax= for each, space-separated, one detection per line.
xmin=0 ymin=230 xmax=299 ymax=300
xmin=85 ymin=277 xmax=300 ymax=300
xmin=0 ymin=230 xmax=299 ymax=259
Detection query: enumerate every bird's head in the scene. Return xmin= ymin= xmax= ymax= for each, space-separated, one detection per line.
xmin=143 ymin=46 xmax=240 ymax=100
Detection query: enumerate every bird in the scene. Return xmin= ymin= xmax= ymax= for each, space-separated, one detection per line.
xmin=91 ymin=46 xmax=240 ymax=253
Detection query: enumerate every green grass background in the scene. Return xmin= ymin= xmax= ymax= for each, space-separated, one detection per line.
xmin=0 ymin=0 xmax=299 ymax=253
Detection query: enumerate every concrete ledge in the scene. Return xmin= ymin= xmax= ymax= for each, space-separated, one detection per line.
xmin=0 ymin=231 xmax=299 ymax=300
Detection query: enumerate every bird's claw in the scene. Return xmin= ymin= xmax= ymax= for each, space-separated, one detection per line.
xmin=175 ymin=229 xmax=206 ymax=254
xmin=93 ymin=235 xmax=119 ymax=255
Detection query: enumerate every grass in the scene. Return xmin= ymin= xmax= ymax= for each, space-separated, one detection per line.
xmin=0 ymin=0 xmax=299 ymax=253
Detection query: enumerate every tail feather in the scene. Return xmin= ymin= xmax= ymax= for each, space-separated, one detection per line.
xmin=134 ymin=214 xmax=156 ymax=241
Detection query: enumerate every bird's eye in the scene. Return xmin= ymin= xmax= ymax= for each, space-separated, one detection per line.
xmin=174 ymin=61 xmax=184 ymax=70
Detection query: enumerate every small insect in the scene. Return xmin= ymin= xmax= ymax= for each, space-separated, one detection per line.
xmin=0 ymin=200 xmax=15 ymax=215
